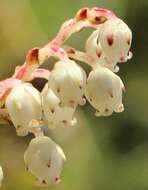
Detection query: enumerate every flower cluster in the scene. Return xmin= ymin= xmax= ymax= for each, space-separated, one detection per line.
xmin=0 ymin=7 xmax=132 ymax=187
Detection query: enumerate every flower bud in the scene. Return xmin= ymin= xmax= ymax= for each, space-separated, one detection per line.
xmin=24 ymin=136 xmax=66 ymax=186
xmin=42 ymin=84 xmax=77 ymax=128
xmin=48 ymin=59 xmax=86 ymax=108
xmin=85 ymin=66 xmax=124 ymax=116
xmin=0 ymin=166 xmax=3 ymax=188
xmin=5 ymin=83 xmax=42 ymax=136
xmin=99 ymin=18 xmax=132 ymax=64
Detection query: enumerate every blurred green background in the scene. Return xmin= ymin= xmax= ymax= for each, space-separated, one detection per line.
xmin=0 ymin=0 xmax=148 ymax=190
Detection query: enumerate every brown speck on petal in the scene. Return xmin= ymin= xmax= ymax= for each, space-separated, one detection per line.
xmin=96 ymin=35 xmax=99 ymax=45
xmin=42 ymin=180 xmax=46 ymax=184
xmin=17 ymin=125 xmax=21 ymax=129
xmin=54 ymin=177 xmax=61 ymax=184
xmin=79 ymin=85 xmax=82 ymax=89
xmin=57 ymin=88 xmax=60 ymax=93
xmin=69 ymin=100 xmax=75 ymax=108
xmin=105 ymin=108 xmax=109 ymax=113
xmin=47 ymin=160 xmax=51 ymax=168
xmin=127 ymin=39 xmax=130 ymax=45
xmin=96 ymin=49 xmax=102 ymax=58
xmin=59 ymin=101 xmax=62 ymax=106
xmin=126 ymin=36 xmax=131 ymax=45
xmin=107 ymin=35 xmax=114 ymax=46
xmin=91 ymin=16 xmax=107 ymax=24
xmin=95 ymin=16 xmax=101 ymax=23
xmin=108 ymin=91 xmax=114 ymax=98
xmin=62 ymin=120 xmax=67 ymax=124
xmin=120 ymin=56 xmax=125 ymax=62
xmin=51 ymin=109 xmax=55 ymax=114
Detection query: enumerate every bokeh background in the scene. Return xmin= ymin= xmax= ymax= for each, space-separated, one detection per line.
xmin=0 ymin=0 xmax=148 ymax=190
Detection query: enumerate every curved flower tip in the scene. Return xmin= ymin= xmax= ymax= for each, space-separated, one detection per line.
xmin=85 ymin=66 xmax=124 ymax=117
xmin=5 ymin=83 xmax=42 ymax=136
xmin=49 ymin=59 xmax=87 ymax=108
xmin=0 ymin=166 xmax=3 ymax=188
xmin=76 ymin=7 xmax=116 ymax=24
xmin=42 ymin=84 xmax=77 ymax=129
xmin=26 ymin=48 xmax=40 ymax=66
xmin=75 ymin=7 xmax=89 ymax=21
xmin=24 ymin=136 xmax=66 ymax=187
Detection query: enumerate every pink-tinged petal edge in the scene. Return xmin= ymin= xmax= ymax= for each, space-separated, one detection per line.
xmin=33 ymin=69 xmax=50 ymax=80
xmin=0 ymin=78 xmax=21 ymax=104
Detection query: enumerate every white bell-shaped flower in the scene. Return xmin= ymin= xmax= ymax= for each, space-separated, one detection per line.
xmin=48 ymin=59 xmax=87 ymax=108
xmin=42 ymin=84 xmax=77 ymax=129
xmin=86 ymin=19 xmax=132 ymax=72
xmin=24 ymin=136 xmax=66 ymax=186
xmin=99 ymin=18 xmax=132 ymax=65
xmin=85 ymin=65 xmax=125 ymax=117
xmin=5 ymin=83 xmax=42 ymax=136
xmin=0 ymin=166 xmax=3 ymax=188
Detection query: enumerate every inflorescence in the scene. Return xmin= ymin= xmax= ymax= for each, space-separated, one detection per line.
xmin=0 ymin=7 xmax=132 ymax=187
